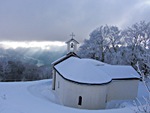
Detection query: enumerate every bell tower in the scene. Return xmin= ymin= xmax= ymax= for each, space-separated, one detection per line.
xmin=66 ymin=33 xmax=79 ymax=53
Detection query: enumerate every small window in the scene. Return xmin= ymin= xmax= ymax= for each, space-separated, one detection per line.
xmin=78 ymin=96 xmax=82 ymax=106
xmin=58 ymin=81 xmax=60 ymax=88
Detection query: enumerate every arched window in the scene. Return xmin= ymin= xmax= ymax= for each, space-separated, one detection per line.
xmin=78 ymin=96 xmax=82 ymax=105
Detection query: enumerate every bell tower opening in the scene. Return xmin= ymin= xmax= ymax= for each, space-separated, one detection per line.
xmin=71 ymin=42 xmax=74 ymax=48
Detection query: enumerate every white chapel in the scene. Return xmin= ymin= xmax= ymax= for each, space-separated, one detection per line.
xmin=51 ymin=33 xmax=140 ymax=109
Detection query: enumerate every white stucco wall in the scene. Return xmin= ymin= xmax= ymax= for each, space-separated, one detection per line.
xmin=52 ymin=70 xmax=139 ymax=109
xmin=107 ymin=80 xmax=139 ymax=102
xmin=55 ymin=72 xmax=108 ymax=109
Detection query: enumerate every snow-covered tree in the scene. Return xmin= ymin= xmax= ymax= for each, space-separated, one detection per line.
xmin=78 ymin=25 xmax=121 ymax=63
xmin=122 ymin=21 xmax=150 ymax=67
xmin=133 ymin=62 xmax=150 ymax=113
xmin=78 ymin=21 xmax=150 ymax=77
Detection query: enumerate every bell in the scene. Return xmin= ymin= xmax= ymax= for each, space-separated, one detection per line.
xmin=71 ymin=43 xmax=74 ymax=48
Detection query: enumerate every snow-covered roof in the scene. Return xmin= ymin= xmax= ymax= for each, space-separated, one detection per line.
xmin=55 ymin=57 xmax=111 ymax=84
xmin=99 ymin=65 xmax=140 ymax=79
xmin=54 ymin=57 xmax=140 ymax=85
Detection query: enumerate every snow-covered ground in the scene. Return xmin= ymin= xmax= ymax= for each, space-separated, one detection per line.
xmin=0 ymin=79 xmax=148 ymax=113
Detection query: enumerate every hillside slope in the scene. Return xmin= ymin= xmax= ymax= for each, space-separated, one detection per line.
xmin=0 ymin=79 xmax=148 ymax=113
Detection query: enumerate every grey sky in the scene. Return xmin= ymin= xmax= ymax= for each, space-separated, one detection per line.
xmin=0 ymin=0 xmax=150 ymax=42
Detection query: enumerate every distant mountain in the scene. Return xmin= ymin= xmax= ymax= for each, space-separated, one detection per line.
xmin=0 ymin=46 xmax=66 ymax=81
xmin=0 ymin=47 xmax=66 ymax=66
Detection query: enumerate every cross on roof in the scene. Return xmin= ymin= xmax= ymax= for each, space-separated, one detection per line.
xmin=70 ymin=32 xmax=75 ymax=39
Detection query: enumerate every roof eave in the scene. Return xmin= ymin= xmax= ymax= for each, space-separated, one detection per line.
xmin=52 ymin=52 xmax=80 ymax=66
xmin=66 ymin=38 xmax=79 ymax=44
